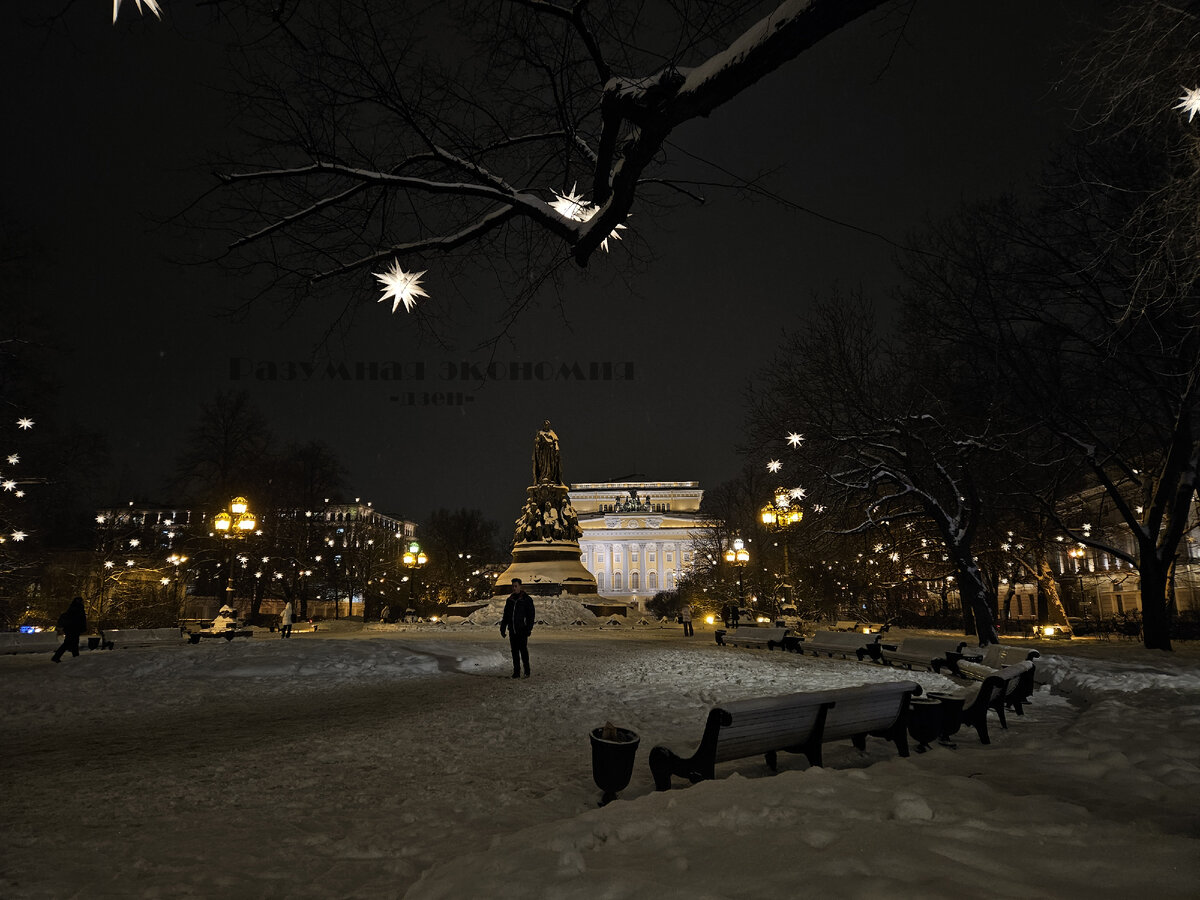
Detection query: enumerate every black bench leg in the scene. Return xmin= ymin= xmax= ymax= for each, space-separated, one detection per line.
xmin=764 ymin=750 xmax=777 ymax=772
xmin=649 ymin=747 xmax=678 ymax=791
xmin=851 ymin=734 xmax=866 ymax=752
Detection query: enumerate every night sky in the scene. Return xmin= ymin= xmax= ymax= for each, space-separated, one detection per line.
xmin=2 ymin=1 xmax=1096 ymax=528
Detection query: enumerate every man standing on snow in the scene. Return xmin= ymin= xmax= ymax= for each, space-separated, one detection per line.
xmin=500 ymin=578 xmax=535 ymax=679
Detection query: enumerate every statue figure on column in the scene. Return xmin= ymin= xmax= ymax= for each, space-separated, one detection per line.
xmin=532 ymin=420 xmax=562 ymax=485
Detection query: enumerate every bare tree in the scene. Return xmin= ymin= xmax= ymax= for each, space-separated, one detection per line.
xmin=197 ymin=0 xmax=898 ymax=324
xmin=750 ymin=294 xmax=1007 ymax=644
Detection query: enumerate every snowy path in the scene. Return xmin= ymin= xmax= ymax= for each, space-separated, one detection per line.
xmin=2 ymin=628 xmax=1198 ymax=898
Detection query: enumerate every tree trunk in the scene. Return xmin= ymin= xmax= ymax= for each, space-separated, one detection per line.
xmin=1139 ymin=558 xmax=1173 ymax=651
xmin=956 ymin=559 xmax=999 ymax=645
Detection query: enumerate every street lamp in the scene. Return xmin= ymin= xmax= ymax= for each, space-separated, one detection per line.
xmin=761 ymin=487 xmax=803 ymax=616
xmin=402 ymin=541 xmax=427 ymax=620
xmin=1068 ymin=545 xmax=1087 ymax=617
xmin=213 ymin=497 xmax=256 ymax=610
xmin=724 ymin=537 xmax=750 ymax=616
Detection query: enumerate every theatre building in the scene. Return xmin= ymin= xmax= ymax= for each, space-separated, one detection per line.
xmin=569 ymin=480 xmax=708 ymax=613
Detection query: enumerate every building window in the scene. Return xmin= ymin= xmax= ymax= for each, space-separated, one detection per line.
xmin=630 ymin=572 xmax=640 ymax=590
xmin=596 ymin=573 xmax=605 ymax=591
xmin=648 ymin=572 xmax=658 ymax=590
xmin=614 ymin=572 xmax=623 ymax=591
xmin=632 ymin=551 xmax=639 ymax=563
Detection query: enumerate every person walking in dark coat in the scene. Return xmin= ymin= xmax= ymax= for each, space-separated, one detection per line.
xmin=51 ymin=597 xmax=88 ymax=663
xmin=500 ymin=578 xmax=535 ymax=679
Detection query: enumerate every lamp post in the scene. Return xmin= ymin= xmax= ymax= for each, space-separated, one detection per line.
xmin=1067 ymin=545 xmax=1087 ymax=618
xmin=724 ymin=537 xmax=749 ymax=621
xmin=402 ymin=541 xmax=427 ymax=620
xmin=213 ymin=496 xmax=256 ymax=613
xmin=760 ymin=487 xmax=803 ymax=616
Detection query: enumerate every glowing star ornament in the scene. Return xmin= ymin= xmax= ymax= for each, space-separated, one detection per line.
xmin=786 ymin=432 xmax=804 ymax=448
xmin=7 ymin=454 xmax=17 ymax=465
xmin=767 ymin=460 xmax=782 ymax=473
xmin=374 ymin=261 xmax=429 ymax=313
xmin=113 ymin=0 xmax=162 ymax=23
xmin=1175 ymin=87 xmax=1200 ymax=122
xmin=11 ymin=531 xmax=26 ymax=542
xmin=16 ymin=418 xmax=33 ymax=430
xmin=549 ymin=185 xmax=627 ymax=251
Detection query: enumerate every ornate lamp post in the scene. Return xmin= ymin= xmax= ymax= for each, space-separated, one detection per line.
xmin=761 ymin=487 xmax=803 ymax=616
xmin=213 ymin=497 xmax=255 ymax=610
xmin=724 ymin=537 xmax=750 ymax=614
xmin=1067 ymin=545 xmax=1087 ymax=621
xmin=402 ymin=541 xmax=427 ymax=619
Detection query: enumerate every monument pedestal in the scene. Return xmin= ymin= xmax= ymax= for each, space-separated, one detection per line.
xmin=494 ymin=540 xmax=598 ymax=597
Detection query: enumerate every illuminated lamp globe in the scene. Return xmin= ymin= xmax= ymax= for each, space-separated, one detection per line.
xmin=213 ymin=512 xmax=232 ymax=532
xmin=230 ymin=497 xmax=249 ymax=515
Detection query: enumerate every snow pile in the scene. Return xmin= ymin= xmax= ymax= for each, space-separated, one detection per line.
xmin=2 ymin=631 xmax=1197 ymax=898
xmin=466 ymin=596 xmax=599 ymax=627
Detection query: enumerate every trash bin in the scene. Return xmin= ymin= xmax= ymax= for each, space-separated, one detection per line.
xmin=589 ymin=724 xmax=640 ymax=807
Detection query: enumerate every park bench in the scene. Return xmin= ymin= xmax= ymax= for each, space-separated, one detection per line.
xmin=832 ymin=620 xmax=862 ymax=632
xmin=0 ymin=632 xmax=62 ymax=654
xmin=649 ymin=680 xmax=922 ymax=790
xmin=956 ymin=658 xmax=1036 ymax=713
xmin=800 ymin=630 xmax=882 ymax=661
xmin=928 ymin=661 xmax=1034 ymax=747
xmin=104 ymin=627 xmax=188 ymax=649
xmin=976 ymin=644 xmax=1040 ymax=668
xmin=714 ymin=627 xmax=791 ymax=651
xmin=879 ymin=636 xmax=974 ymax=672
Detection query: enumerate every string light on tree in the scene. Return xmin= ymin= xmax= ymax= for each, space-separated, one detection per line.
xmin=767 ymin=459 xmax=782 ymax=473
xmin=375 ymin=261 xmax=429 ymax=313
xmin=786 ymin=432 xmax=804 ymax=448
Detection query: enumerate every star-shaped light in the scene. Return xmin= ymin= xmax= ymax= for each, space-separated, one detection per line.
xmin=549 ymin=185 xmax=627 ymax=251
xmin=374 ymin=260 xmax=429 ymax=313
xmin=11 ymin=531 xmax=26 ymax=542
xmin=2 ymin=480 xmax=16 ymax=491
xmin=16 ymin=418 xmax=33 ymax=430
xmin=7 ymin=454 xmax=18 ymax=465
xmin=786 ymin=432 xmax=804 ymax=448
xmin=889 ymin=552 xmax=900 ymax=563
xmin=767 ymin=459 xmax=782 ymax=473
xmin=873 ymin=543 xmax=884 ymax=554
xmin=113 ymin=0 xmax=162 ymax=24
xmin=789 ymin=487 xmax=806 ymax=500
xmin=1175 ymin=86 xmax=1200 ymax=122
xmin=14 ymin=490 xmax=24 ymax=498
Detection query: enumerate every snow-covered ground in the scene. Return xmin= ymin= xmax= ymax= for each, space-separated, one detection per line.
xmin=2 ymin=621 xmax=1198 ymax=899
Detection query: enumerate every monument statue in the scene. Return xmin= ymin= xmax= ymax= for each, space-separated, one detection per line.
xmin=532 ymin=420 xmax=562 ymax=485
xmin=497 ymin=422 xmax=595 ymax=597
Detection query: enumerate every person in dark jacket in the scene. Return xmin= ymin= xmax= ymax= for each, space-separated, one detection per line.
xmin=52 ymin=597 xmax=88 ymax=663
xmin=500 ymin=578 xmax=535 ymax=679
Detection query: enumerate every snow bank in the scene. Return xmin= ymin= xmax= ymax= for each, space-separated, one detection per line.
xmin=466 ymin=596 xmax=600 ymax=627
